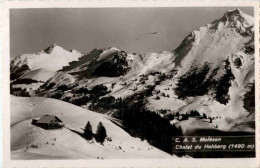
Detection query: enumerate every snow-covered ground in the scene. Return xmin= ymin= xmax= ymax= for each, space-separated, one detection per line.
xmin=11 ymin=95 xmax=173 ymax=159
xmin=19 ymin=68 xmax=56 ymax=82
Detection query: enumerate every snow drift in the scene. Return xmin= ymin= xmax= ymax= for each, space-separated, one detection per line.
xmin=11 ymin=96 xmax=173 ymax=159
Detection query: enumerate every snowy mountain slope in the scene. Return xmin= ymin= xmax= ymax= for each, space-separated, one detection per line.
xmin=46 ymin=72 xmax=76 ymax=87
xmin=11 ymin=43 xmax=83 ymax=75
xmin=119 ymin=10 xmax=252 ymax=130
xmin=11 ymin=95 xmax=173 ymax=159
xmin=58 ymin=46 xmax=175 ymax=79
xmin=143 ymin=9 xmax=255 ymax=130
xmin=173 ymin=9 xmax=254 ymax=76
xmin=19 ymin=68 xmax=56 ymax=82
xmin=10 ymin=44 xmax=83 ymax=93
xmin=60 ymin=48 xmax=103 ymax=72
xmin=11 ymin=68 xmax=56 ymax=93
xmin=152 ymin=9 xmax=254 ymax=132
xmin=79 ymin=48 xmax=132 ymax=77
xmin=97 ymin=47 xmax=120 ymax=61
xmin=45 ymin=49 xmax=176 ymax=99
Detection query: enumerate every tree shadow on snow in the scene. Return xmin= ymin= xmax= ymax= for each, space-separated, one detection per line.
xmin=67 ymin=128 xmax=85 ymax=139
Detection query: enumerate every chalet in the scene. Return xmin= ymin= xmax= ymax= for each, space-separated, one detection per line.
xmin=32 ymin=115 xmax=64 ymax=129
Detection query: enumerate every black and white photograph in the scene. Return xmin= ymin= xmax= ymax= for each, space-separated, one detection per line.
xmin=2 ymin=0 xmax=259 ymax=167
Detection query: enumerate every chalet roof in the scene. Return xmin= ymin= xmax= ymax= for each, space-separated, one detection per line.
xmin=36 ymin=115 xmax=62 ymax=124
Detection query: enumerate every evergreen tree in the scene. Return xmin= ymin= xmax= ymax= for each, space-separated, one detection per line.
xmin=95 ymin=122 xmax=107 ymax=144
xmin=155 ymin=95 xmax=160 ymax=100
xmin=209 ymin=118 xmax=212 ymax=123
xmin=175 ymin=63 xmax=211 ymax=99
xmin=175 ymin=112 xmax=180 ymax=117
xmin=203 ymin=113 xmax=207 ymax=119
xmin=214 ymin=59 xmax=235 ymax=104
xmin=84 ymin=121 xmax=93 ymax=140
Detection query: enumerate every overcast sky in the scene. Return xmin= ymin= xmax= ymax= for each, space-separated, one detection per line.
xmin=10 ymin=7 xmax=253 ymax=57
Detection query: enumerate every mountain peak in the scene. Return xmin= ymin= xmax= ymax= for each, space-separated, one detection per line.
xmin=220 ymin=8 xmax=254 ymax=28
xmin=223 ymin=8 xmax=244 ymax=20
xmin=226 ymin=8 xmax=242 ymax=15
xmin=51 ymin=43 xmax=58 ymax=47
xmin=43 ymin=43 xmax=62 ymax=54
xmin=48 ymin=43 xmax=59 ymax=49
xmin=198 ymin=8 xmax=255 ymax=36
xmin=107 ymin=47 xmax=120 ymax=51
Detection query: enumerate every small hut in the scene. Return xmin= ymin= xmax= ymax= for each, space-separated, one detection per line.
xmin=32 ymin=115 xmax=63 ymax=129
